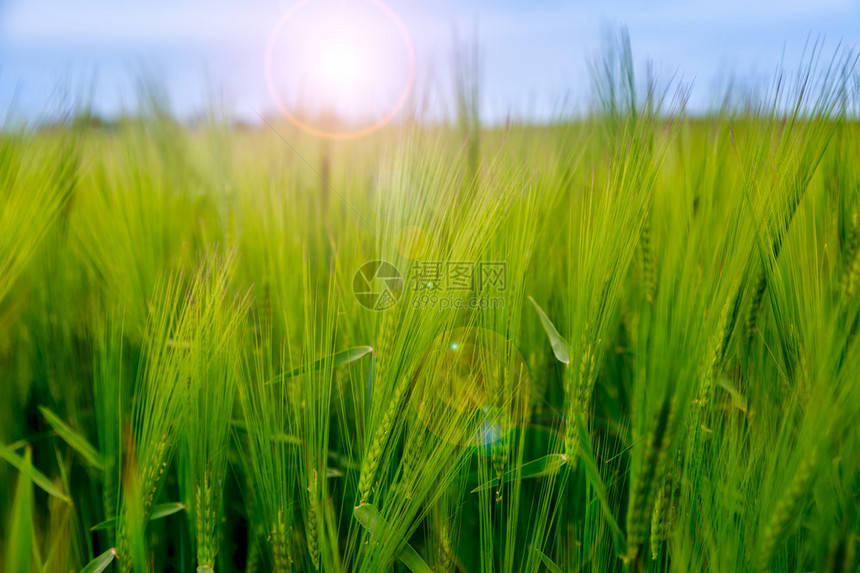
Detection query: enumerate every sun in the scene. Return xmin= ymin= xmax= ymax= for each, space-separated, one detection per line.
xmin=265 ymin=0 xmax=415 ymax=139
xmin=315 ymin=41 xmax=364 ymax=94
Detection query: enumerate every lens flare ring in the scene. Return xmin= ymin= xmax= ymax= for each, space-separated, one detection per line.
xmin=410 ymin=327 xmax=531 ymax=449
xmin=265 ymin=0 xmax=415 ymax=140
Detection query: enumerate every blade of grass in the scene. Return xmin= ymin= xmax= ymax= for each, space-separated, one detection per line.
xmin=0 ymin=442 xmax=71 ymax=503
xmin=529 ymin=297 xmax=570 ymax=364
xmin=267 ymin=345 xmax=373 ymax=383
xmin=572 ymin=413 xmax=626 ymax=557
xmin=5 ymin=447 xmax=34 ymax=573
xmin=535 ymin=547 xmax=564 ymax=573
xmin=39 ymin=406 xmax=105 ymax=470
xmin=471 ymin=453 xmax=566 ymax=493
xmin=91 ymin=502 xmax=185 ymax=531
xmin=79 ymin=547 xmax=117 ymax=573
xmin=353 ymin=503 xmax=432 ymax=573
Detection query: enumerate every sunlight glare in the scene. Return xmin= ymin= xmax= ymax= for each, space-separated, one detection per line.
xmin=265 ymin=0 xmax=415 ymax=138
xmin=316 ymin=41 xmax=364 ymax=94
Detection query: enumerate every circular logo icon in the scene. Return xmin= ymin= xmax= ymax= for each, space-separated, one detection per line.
xmin=353 ymin=260 xmax=403 ymax=311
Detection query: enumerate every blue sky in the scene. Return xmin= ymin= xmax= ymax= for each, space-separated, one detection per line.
xmin=1 ymin=0 xmax=859 ymax=124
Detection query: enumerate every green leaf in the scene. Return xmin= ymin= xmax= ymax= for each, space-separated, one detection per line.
xmin=0 ymin=442 xmax=70 ymax=504
xmin=268 ymin=346 xmax=373 ymax=383
xmin=272 ymin=433 xmax=302 ymax=445
xmin=5 ymin=447 xmax=34 ymax=573
xmin=39 ymin=406 xmax=105 ymax=470
xmin=79 ymin=548 xmax=116 ymax=573
xmin=718 ymin=377 xmax=749 ymax=414
xmin=535 ymin=547 xmax=563 ymax=573
xmin=150 ymin=501 xmax=186 ymax=520
xmin=231 ymin=427 xmax=303 ymax=446
xmin=472 ymin=454 xmax=566 ymax=493
xmin=88 ymin=517 xmax=116 ymax=532
xmin=90 ymin=502 xmax=185 ymax=531
xmin=529 ymin=297 xmax=570 ymax=364
xmin=353 ymin=503 xmax=432 ymax=573
xmin=570 ymin=413 xmax=626 ymax=557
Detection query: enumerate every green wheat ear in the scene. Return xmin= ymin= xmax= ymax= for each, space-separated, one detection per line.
xmin=271 ymin=509 xmax=293 ymax=572
xmin=649 ymin=465 xmax=673 ymax=560
xmin=757 ymin=445 xmax=821 ymax=571
xmin=305 ymin=469 xmax=320 ymax=571
xmin=745 ymin=269 xmax=768 ymax=340
xmin=625 ymin=395 xmax=676 ymax=562
xmin=357 ymin=374 xmax=410 ymax=505
xmin=640 ymin=212 xmax=656 ymax=303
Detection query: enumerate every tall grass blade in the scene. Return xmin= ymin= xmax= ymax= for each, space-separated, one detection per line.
xmin=268 ymin=345 xmax=373 ymax=383
xmin=0 ymin=443 xmax=71 ymax=503
xmin=79 ymin=548 xmax=117 ymax=573
xmin=5 ymin=447 xmax=34 ymax=573
xmin=353 ymin=503 xmax=433 ymax=573
xmin=529 ymin=297 xmax=570 ymax=364
xmin=39 ymin=406 xmax=105 ymax=470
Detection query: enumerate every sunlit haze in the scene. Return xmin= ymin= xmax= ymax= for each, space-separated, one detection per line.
xmin=263 ymin=0 xmax=413 ymax=136
xmin=1 ymin=0 xmax=859 ymax=124
xmin=317 ymin=43 xmax=363 ymax=94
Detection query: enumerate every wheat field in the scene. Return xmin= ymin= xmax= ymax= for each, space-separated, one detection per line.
xmin=1 ymin=35 xmax=860 ymax=572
